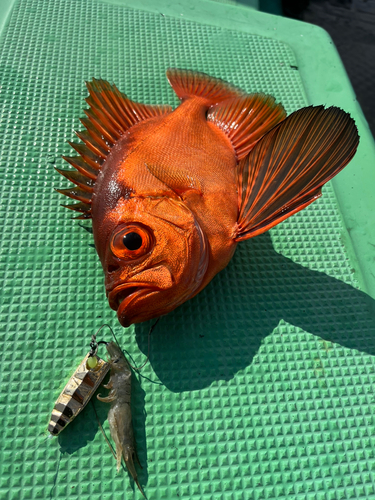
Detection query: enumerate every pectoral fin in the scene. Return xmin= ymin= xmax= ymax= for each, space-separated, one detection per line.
xmin=235 ymin=106 xmax=359 ymax=240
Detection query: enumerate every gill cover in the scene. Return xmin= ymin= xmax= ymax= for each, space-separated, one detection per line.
xmin=104 ymin=197 xmax=209 ymax=326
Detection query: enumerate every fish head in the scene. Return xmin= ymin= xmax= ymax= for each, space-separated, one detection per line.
xmin=94 ymin=196 xmax=209 ymax=327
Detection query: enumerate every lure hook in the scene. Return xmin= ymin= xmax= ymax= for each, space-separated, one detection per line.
xmin=89 ymin=324 xmax=117 ymax=357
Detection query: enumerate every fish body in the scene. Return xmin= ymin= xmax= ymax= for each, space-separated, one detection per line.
xmin=58 ymin=69 xmax=359 ymax=327
xmin=97 ymin=342 xmax=144 ymax=497
xmin=90 ymin=86 xmax=242 ymax=325
xmin=92 ymin=95 xmax=239 ymax=279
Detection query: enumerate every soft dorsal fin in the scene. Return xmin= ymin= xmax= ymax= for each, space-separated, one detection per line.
xmin=166 ymin=68 xmax=244 ymax=104
xmin=56 ymin=79 xmax=172 ymax=218
xmin=208 ymin=94 xmax=286 ymax=160
xmin=235 ymin=106 xmax=359 ymax=241
xmin=167 ymin=69 xmax=286 ymax=160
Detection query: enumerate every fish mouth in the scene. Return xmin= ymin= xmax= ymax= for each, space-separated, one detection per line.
xmin=108 ymin=284 xmax=158 ymax=326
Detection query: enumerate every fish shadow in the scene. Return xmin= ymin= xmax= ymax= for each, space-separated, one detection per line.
xmin=57 ymin=387 xmax=111 ymax=455
xmin=135 ymin=233 xmax=375 ymax=392
xmin=130 ymin=367 xmax=149 ymax=492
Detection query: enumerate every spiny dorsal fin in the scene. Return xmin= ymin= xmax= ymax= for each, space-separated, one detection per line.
xmin=56 ymin=186 xmax=92 ymax=204
xmin=62 ymin=155 xmax=98 ymax=180
xmin=166 ymin=68 xmax=244 ymax=104
xmin=235 ymin=106 xmax=359 ymax=241
xmin=55 ymin=168 xmax=95 ymax=191
xmin=62 ymin=202 xmax=92 ymax=220
xmin=207 ymin=94 xmax=286 ymax=160
xmin=57 ymin=78 xmax=172 ymax=218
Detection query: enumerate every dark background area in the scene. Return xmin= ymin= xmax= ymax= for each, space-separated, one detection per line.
xmin=226 ymin=0 xmax=375 ymax=137
xmin=280 ymin=0 xmax=375 ymax=138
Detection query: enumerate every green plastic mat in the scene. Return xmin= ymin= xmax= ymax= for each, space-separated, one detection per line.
xmin=1 ymin=0 xmax=375 ymax=499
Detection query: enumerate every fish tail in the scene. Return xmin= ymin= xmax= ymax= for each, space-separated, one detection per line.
xmin=123 ymin=448 xmax=146 ymax=498
xmin=116 ymin=446 xmax=122 ymax=473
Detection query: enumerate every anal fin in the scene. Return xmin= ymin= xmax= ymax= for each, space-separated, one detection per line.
xmin=235 ymin=106 xmax=359 ymax=240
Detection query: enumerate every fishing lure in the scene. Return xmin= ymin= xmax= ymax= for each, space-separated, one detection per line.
xmin=48 ymin=336 xmax=110 ymax=436
xmin=97 ymin=341 xmax=145 ymax=498
xmin=57 ymin=69 xmax=359 ymax=327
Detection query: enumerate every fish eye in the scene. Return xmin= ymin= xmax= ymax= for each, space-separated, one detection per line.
xmin=110 ymin=223 xmax=153 ymax=260
xmin=123 ymin=232 xmax=142 ymax=251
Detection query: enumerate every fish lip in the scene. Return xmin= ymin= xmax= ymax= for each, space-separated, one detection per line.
xmin=108 ymin=283 xmax=158 ymax=319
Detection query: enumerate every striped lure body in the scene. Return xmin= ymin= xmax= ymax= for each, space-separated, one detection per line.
xmin=48 ymin=353 xmax=110 ymax=436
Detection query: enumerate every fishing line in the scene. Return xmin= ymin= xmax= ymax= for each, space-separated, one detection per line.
xmin=49 ymin=451 xmax=62 ymax=500
xmin=124 ymin=318 xmax=163 ymax=385
xmin=106 ymin=319 xmax=159 ymax=372
xmin=99 ymin=323 xmax=138 ymax=367
xmin=90 ymin=400 xmax=116 ymax=461
xmin=90 ymin=402 xmax=132 ymax=476
xmin=131 ymin=317 xmax=160 ymax=371
xmin=92 ymin=323 xmax=115 ymax=342
xmin=94 ymin=320 xmax=160 ymax=379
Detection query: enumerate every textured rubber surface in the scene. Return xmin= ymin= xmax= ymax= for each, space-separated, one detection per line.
xmin=1 ymin=0 xmax=375 ymax=499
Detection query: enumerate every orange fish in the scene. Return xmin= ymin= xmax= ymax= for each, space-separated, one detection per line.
xmin=57 ymin=69 xmax=359 ymax=327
